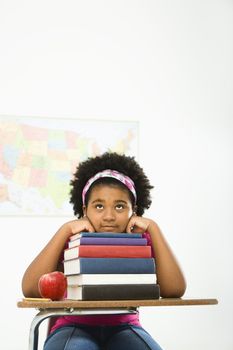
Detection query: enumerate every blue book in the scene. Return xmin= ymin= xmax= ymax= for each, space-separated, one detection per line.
xmin=69 ymin=232 xmax=143 ymax=241
xmin=63 ymin=257 xmax=156 ymax=275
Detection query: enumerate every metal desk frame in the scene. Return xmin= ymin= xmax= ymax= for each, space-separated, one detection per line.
xmin=17 ymin=298 xmax=218 ymax=350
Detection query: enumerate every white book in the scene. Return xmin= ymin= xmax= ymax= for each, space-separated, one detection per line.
xmin=67 ymin=273 xmax=157 ymax=286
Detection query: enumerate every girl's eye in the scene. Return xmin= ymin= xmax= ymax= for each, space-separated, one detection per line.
xmin=95 ymin=204 xmax=104 ymax=209
xmin=115 ymin=204 xmax=125 ymax=210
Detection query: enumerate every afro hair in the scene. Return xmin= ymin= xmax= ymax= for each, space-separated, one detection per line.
xmin=70 ymin=152 xmax=153 ymax=218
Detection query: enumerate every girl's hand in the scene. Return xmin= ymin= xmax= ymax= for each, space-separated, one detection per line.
xmin=126 ymin=215 xmax=153 ymax=234
xmin=62 ymin=217 xmax=95 ymax=238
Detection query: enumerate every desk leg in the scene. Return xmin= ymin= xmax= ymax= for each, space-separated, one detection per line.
xmin=28 ymin=308 xmax=138 ymax=350
xmin=29 ymin=310 xmax=55 ymax=350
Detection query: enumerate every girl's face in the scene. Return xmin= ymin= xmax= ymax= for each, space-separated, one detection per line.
xmin=84 ymin=184 xmax=134 ymax=233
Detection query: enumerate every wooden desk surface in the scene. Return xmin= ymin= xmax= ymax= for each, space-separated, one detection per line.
xmin=17 ymin=298 xmax=218 ymax=309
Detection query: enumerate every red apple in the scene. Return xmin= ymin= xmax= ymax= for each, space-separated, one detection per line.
xmin=38 ymin=271 xmax=67 ymax=300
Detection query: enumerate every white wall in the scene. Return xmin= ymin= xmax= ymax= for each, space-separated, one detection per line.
xmin=0 ymin=1 xmax=232 ymax=349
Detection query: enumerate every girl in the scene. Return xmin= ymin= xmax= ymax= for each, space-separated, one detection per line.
xmin=22 ymin=152 xmax=186 ymax=350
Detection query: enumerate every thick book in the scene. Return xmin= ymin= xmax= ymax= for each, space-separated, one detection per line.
xmin=63 ymin=258 xmax=156 ymax=275
xmin=69 ymin=232 xmax=143 ymax=241
xmin=63 ymin=257 xmax=156 ymax=275
xmin=64 ymin=245 xmax=152 ymax=260
xmin=68 ymin=236 xmax=147 ymax=248
xmin=67 ymin=283 xmax=160 ymax=300
xmin=67 ymin=273 xmax=157 ymax=286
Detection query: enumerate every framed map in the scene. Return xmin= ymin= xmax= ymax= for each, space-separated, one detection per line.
xmin=0 ymin=116 xmax=139 ymax=216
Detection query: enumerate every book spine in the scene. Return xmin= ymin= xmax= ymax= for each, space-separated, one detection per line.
xmin=64 ymin=245 xmax=152 ymax=260
xmin=67 ymin=273 xmax=157 ymax=286
xmin=67 ymin=284 xmax=160 ymax=300
xmin=69 ymin=232 xmax=143 ymax=241
xmin=64 ymin=257 xmax=156 ymax=274
xmin=69 ymin=237 xmax=147 ymax=248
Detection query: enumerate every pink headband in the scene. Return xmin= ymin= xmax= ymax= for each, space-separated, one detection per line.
xmin=82 ymin=169 xmax=137 ymax=205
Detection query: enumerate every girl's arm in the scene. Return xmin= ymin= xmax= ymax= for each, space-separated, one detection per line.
xmin=22 ymin=218 xmax=95 ymax=298
xmin=127 ymin=217 xmax=186 ymax=298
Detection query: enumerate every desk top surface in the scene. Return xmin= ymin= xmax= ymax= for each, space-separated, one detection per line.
xmin=17 ymin=298 xmax=218 ymax=309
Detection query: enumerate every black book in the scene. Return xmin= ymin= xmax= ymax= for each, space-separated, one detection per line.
xmin=66 ymin=283 xmax=160 ymax=300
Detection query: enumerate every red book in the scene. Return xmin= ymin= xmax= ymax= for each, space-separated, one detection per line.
xmin=64 ymin=245 xmax=152 ymax=260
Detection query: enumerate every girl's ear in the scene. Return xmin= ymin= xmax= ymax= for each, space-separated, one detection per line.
xmin=82 ymin=206 xmax=87 ymax=217
xmin=133 ymin=206 xmax=138 ymax=215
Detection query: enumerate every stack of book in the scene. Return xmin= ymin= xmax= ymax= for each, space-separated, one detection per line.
xmin=63 ymin=232 xmax=160 ymax=300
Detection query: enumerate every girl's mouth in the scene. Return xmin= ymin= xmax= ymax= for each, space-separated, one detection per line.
xmin=101 ymin=226 xmax=117 ymax=231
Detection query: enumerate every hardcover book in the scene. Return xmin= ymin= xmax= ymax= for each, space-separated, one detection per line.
xmin=66 ymin=283 xmax=160 ymax=300
xmin=66 ymin=273 xmax=157 ymax=286
xmin=68 ymin=236 xmax=147 ymax=248
xmin=69 ymin=232 xmax=143 ymax=241
xmin=63 ymin=257 xmax=156 ymax=275
xmin=64 ymin=245 xmax=152 ymax=260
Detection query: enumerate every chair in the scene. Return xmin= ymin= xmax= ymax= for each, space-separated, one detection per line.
xmin=17 ymin=298 xmax=218 ymax=350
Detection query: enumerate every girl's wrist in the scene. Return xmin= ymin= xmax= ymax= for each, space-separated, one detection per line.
xmin=57 ymin=222 xmax=75 ymax=239
xmin=147 ymin=220 xmax=159 ymax=234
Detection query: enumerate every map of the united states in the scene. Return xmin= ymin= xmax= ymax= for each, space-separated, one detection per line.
xmin=0 ymin=117 xmax=138 ymax=215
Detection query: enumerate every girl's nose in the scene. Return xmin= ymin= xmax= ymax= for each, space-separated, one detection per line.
xmin=103 ymin=208 xmax=115 ymax=221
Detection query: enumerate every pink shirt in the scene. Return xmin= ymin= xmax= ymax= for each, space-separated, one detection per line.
xmin=50 ymin=232 xmax=154 ymax=333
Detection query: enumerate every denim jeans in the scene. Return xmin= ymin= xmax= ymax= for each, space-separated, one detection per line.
xmin=44 ymin=324 xmax=163 ymax=350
